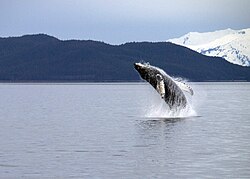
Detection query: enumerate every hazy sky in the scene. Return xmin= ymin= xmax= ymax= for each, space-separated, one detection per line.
xmin=1 ymin=0 xmax=250 ymax=44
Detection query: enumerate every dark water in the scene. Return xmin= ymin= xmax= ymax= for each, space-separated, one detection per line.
xmin=0 ymin=82 xmax=249 ymax=178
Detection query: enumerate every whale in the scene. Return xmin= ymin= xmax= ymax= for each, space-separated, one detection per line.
xmin=134 ymin=62 xmax=193 ymax=111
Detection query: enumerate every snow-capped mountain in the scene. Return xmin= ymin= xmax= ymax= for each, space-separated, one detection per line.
xmin=167 ymin=28 xmax=250 ymax=66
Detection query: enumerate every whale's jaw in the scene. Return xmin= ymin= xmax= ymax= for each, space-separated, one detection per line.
xmin=134 ymin=62 xmax=145 ymax=72
xmin=134 ymin=62 xmax=152 ymax=81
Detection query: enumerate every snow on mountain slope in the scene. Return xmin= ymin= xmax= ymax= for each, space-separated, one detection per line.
xmin=167 ymin=28 xmax=250 ymax=66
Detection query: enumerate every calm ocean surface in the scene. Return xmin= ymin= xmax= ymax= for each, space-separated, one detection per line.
xmin=0 ymin=82 xmax=249 ymax=178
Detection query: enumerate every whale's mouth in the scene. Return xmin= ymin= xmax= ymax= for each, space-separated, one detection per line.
xmin=134 ymin=62 xmax=149 ymax=72
xmin=134 ymin=62 xmax=144 ymax=69
xmin=134 ymin=63 xmax=140 ymax=72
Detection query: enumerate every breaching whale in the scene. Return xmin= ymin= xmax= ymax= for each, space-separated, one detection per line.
xmin=134 ymin=62 xmax=193 ymax=111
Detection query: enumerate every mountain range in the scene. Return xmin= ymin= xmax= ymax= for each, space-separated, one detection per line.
xmin=168 ymin=28 xmax=250 ymax=66
xmin=0 ymin=34 xmax=250 ymax=82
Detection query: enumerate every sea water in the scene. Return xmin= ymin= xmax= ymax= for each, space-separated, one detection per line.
xmin=0 ymin=82 xmax=250 ymax=178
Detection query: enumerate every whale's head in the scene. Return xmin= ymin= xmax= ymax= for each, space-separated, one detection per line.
xmin=134 ymin=62 xmax=160 ymax=84
xmin=134 ymin=62 xmax=150 ymax=80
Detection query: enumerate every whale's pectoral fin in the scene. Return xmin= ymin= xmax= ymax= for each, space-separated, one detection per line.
xmin=156 ymin=74 xmax=165 ymax=98
xmin=175 ymin=81 xmax=194 ymax=96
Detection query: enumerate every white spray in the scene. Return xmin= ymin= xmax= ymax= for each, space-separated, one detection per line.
xmin=144 ymin=77 xmax=197 ymax=118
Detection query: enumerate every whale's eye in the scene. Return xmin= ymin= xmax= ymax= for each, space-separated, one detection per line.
xmin=156 ymin=74 xmax=162 ymax=81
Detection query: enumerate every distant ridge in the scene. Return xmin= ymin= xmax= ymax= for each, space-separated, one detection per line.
xmin=0 ymin=34 xmax=250 ymax=82
xmin=168 ymin=28 xmax=250 ymax=66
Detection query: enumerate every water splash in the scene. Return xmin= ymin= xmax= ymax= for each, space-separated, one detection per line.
xmin=143 ymin=79 xmax=199 ymax=119
xmin=145 ymin=98 xmax=197 ymax=118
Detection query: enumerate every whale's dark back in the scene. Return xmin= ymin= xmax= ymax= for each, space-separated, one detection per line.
xmin=162 ymin=75 xmax=187 ymax=109
xmin=134 ymin=63 xmax=187 ymax=110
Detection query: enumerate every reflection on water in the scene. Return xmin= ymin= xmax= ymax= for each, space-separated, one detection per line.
xmin=137 ymin=117 xmax=185 ymax=134
xmin=0 ymin=83 xmax=250 ymax=178
xmin=143 ymin=117 xmax=187 ymax=123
